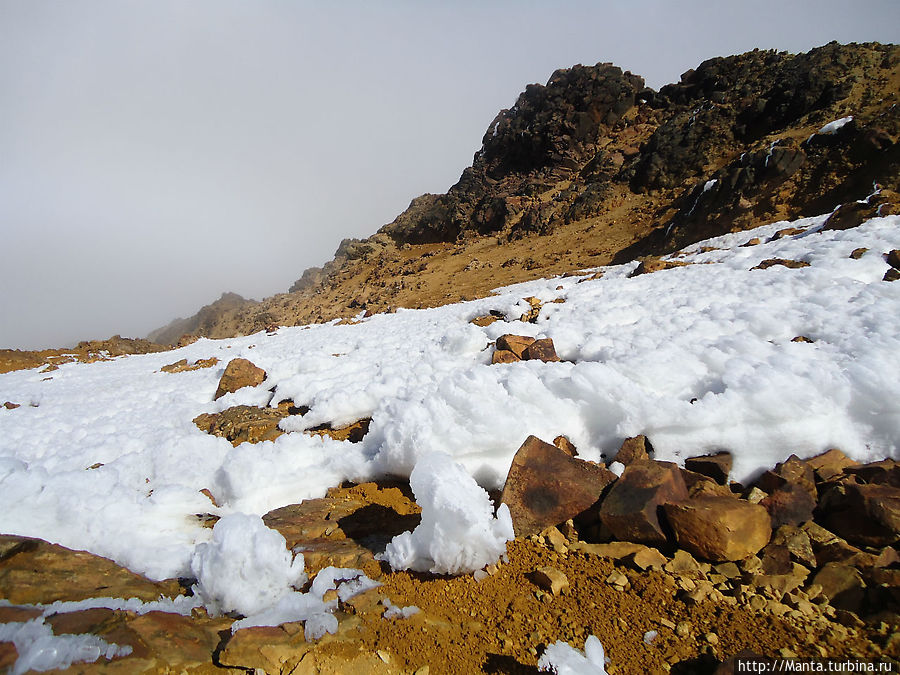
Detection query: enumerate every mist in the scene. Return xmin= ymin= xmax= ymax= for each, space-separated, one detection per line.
xmin=1 ymin=0 xmax=897 ymax=349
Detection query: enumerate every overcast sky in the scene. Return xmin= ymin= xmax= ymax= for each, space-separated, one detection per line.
xmin=1 ymin=1 xmax=897 ymax=349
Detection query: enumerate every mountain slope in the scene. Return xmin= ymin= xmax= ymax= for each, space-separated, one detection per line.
xmin=150 ymin=41 xmax=900 ymax=344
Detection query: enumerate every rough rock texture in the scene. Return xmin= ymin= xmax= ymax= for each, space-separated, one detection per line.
xmin=684 ymin=451 xmax=733 ymax=485
xmin=599 ymin=460 xmax=689 ymax=546
xmin=213 ymin=358 xmax=267 ymax=400
xmin=663 ymin=497 xmax=773 ymax=562
xmin=501 ymin=435 xmax=616 ymax=537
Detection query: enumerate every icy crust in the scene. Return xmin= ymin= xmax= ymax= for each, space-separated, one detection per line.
xmin=538 ymin=635 xmax=609 ymax=674
xmin=0 ymin=619 xmax=132 ymax=675
xmin=0 ymin=214 xmax=898 ymax=584
xmin=378 ymin=452 xmax=514 ymax=575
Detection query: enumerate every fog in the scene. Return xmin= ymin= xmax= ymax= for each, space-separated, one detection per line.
xmin=1 ymin=0 xmax=897 ymax=349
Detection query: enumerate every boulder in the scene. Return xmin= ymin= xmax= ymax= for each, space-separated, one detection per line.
xmin=818 ymin=482 xmax=900 ymax=547
xmin=684 ymin=451 xmax=733 ymax=485
xmin=193 ymin=404 xmax=289 ymax=446
xmin=663 ymin=496 xmax=772 ymax=562
xmin=213 ymin=358 xmax=266 ymax=400
xmin=759 ymin=482 xmax=817 ymax=528
xmin=844 ymin=459 xmax=900 ymax=487
xmin=806 ymin=448 xmax=857 ymax=482
xmin=496 ymin=334 xmax=535 ymax=358
xmin=812 ymin=563 xmax=866 ymax=613
xmin=501 ymin=435 xmax=616 ymax=537
xmin=599 ymin=460 xmax=689 ymax=546
xmin=522 ymin=338 xmax=561 ymax=362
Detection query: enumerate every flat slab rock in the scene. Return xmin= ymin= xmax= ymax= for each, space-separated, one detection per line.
xmin=500 ymin=435 xmax=616 ymax=537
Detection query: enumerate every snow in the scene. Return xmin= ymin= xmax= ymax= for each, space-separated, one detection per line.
xmin=190 ymin=513 xmax=307 ymax=617
xmin=0 ymin=212 xmax=898 ymax=610
xmin=378 ymin=452 xmax=515 ymax=574
xmin=382 ymin=598 xmax=420 ymax=620
xmin=817 ymin=116 xmax=853 ymax=135
xmin=0 ymin=618 xmax=132 ymax=675
xmin=538 ymin=635 xmax=609 ymax=674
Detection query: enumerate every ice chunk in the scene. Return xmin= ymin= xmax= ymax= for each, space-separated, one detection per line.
xmin=378 ymin=452 xmax=514 ymax=574
xmin=0 ymin=618 xmax=132 ymax=675
xmin=538 ymin=635 xmax=608 ymax=674
xmin=190 ymin=513 xmax=307 ymax=617
xmin=817 ymin=116 xmax=853 ymax=135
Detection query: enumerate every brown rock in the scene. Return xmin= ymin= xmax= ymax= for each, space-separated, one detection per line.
xmin=612 ymin=435 xmax=653 ymax=466
xmin=844 ymin=459 xmax=900 ymax=487
xmin=160 ymin=357 xmax=219 ymax=373
xmin=818 ymin=482 xmax=900 ymax=547
xmin=759 ymin=483 xmax=817 ymax=528
xmin=770 ymin=525 xmax=817 ymax=568
xmin=0 ymin=535 xmax=184 ymax=605
xmin=471 ymin=315 xmax=501 ymax=327
xmin=663 ymin=496 xmax=772 ymax=562
xmin=213 ymin=358 xmax=266 ymax=400
xmin=531 ymin=566 xmax=569 ymax=595
xmin=849 ymin=247 xmax=869 ymax=259
xmin=806 ymin=448 xmax=857 ymax=482
xmin=771 ymin=227 xmax=805 ymax=240
xmin=2 ymin=401 xmax=20 ymax=410
xmin=812 ymin=563 xmax=866 ymax=613
xmin=887 ymin=249 xmax=900 ymax=269
xmin=496 ymin=334 xmax=535 ymax=358
xmin=630 ymin=547 xmax=668 ymax=570
xmin=629 ymin=257 xmax=690 ymax=277
xmin=750 ymin=258 xmax=810 ymax=271
xmin=193 ymin=404 xmax=289 ymax=445
xmin=491 ymin=349 xmax=521 ymax=364
xmin=680 ymin=469 xmax=735 ymax=498
xmin=599 ymin=460 xmax=689 ymax=546
xmin=684 ymin=451 xmax=733 ymax=485
xmin=552 ymin=435 xmax=578 ymax=457
xmin=884 ymin=268 xmax=900 ymax=282
xmin=0 ymin=642 xmax=16 ymax=672
xmin=305 ymin=418 xmax=372 ymax=443
xmin=522 ymin=338 xmax=561 ymax=362
xmin=501 ymin=435 xmax=616 ymax=537
xmin=568 ymin=541 xmax=647 ymax=559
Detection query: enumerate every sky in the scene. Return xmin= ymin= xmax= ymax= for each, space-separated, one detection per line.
xmin=1 ymin=1 xmax=898 ymax=349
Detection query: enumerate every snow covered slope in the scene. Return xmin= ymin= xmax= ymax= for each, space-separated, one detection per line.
xmin=1 ymin=213 xmax=898 ymax=582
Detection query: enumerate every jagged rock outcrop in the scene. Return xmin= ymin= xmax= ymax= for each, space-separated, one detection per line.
xmin=148 ymin=42 xmax=900 ymax=343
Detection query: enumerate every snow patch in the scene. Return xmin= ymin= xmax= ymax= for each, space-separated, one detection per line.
xmin=538 ymin=635 xmax=609 ymax=674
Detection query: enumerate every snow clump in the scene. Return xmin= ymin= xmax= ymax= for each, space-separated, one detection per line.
xmin=379 ymin=452 xmax=514 ymax=575
xmin=538 ymin=635 xmax=609 ymax=674
xmin=190 ymin=513 xmax=307 ymax=617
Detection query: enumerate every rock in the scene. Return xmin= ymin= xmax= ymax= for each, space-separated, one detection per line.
xmin=770 ymin=525 xmax=817 ymax=568
xmin=496 ymin=334 xmax=535 ymax=358
xmin=885 ymin=268 xmax=900 ymax=282
xmin=491 ymin=349 xmax=521 ymax=364
xmin=3 ymin=402 xmax=21 ymax=409
xmin=812 ymin=563 xmax=866 ymax=613
xmin=605 ymin=571 xmax=629 ymax=590
xmin=750 ymin=258 xmax=811 ymax=270
xmin=629 ymin=257 xmax=690 ymax=277
xmin=470 ymin=314 xmax=501 ymax=327
xmin=305 ymin=418 xmax=372 ymax=443
xmin=568 ymin=541 xmax=647 ymax=560
xmin=160 ymin=357 xmax=218 ymax=373
xmin=0 ymin=534 xmax=184 ymax=605
xmin=552 ymin=435 xmax=578 ymax=457
xmin=887 ymin=249 xmax=900 ymax=269
xmin=755 ymin=454 xmax=816 ymax=499
xmin=759 ymin=482 xmax=817 ymax=528
xmin=806 ymin=448 xmax=857 ymax=482
xmin=664 ymin=549 xmax=706 ymax=578
xmin=501 ymin=435 xmax=616 ymax=537
xmin=631 ymin=547 xmax=668 ymax=571
xmin=213 ymin=358 xmax=266 ymax=400
xmin=681 ymin=470 xmax=736 ymax=499
xmin=663 ymin=496 xmax=772 ymax=562
xmin=612 ymin=435 xmax=653 ymax=466
xmin=522 ymin=338 xmax=561 ymax=362
xmin=849 ymin=247 xmax=869 ymax=259
xmin=818 ymin=482 xmax=900 ymax=547
xmin=844 ymin=459 xmax=900 ymax=487
xmin=599 ymin=460 xmax=689 ymax=546
xmin=530 ymin=566 xmax=569 ymax=595
xmin=684 ymin=451 xmax=733 ymax=485
xmin=193 ymin=404 xmax=290 ymax=446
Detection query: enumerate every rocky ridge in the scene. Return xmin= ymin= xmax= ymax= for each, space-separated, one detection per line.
xmin=147 ymin=41 xmax=900 ymax=344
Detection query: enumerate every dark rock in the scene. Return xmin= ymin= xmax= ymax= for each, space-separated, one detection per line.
xmin=213 ymin=358 xmax=267 ymax=400
xmin=844 ymin=459 xmax=900 ymax=487
xmin=501 ymin=435 xmax=616 ymax=537
xmin=684 ymin=451 xmax=733 ymax=485
xmin=599 ymin=460 xmax=689 ymax=546
xmin=812 ymin=562 xmax=866 ymax=613
xmin=750 ymin=258 xmax=811 ymax=271
xmin=522 ymin=338 xmax=561 ymax=362
xmin=491 ymin=349 xmax=521 ymax=364
xmin=663 ymin=496 xmax=772 ymax=562
xmin=759 ymin=483 xmax=817 ymax=528
xmin=818 ymin=482 xmax=900 ymax=547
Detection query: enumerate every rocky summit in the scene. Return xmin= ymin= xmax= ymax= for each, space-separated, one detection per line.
xmin=147 ymin=41 xmax=900 ymax=343
xmin=1 ymin=41 xmax=899 ymax=675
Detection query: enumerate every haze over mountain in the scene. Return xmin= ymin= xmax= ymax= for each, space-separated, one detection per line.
xmin=2 ymin=1 xmax=899 ymax=349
